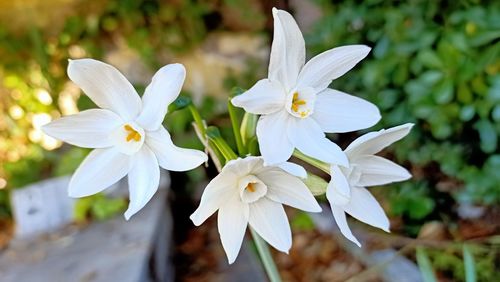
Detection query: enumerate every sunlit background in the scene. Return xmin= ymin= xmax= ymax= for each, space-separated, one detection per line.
xmin=0 ymin=0 xmax=499 ymax=281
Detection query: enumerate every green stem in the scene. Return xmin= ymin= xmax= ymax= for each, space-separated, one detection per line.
xmin=227 ymin=99 xmax=247 ymax=156
xmin=293 ymin=150 xmax=331 ymax=174
xmin=206 ymin=126 xmax=238 ymax=161
xmin=250 ymin=228 xmax=282 ymax=282
xmin=188 ymin=104 xmax=206 ymax=136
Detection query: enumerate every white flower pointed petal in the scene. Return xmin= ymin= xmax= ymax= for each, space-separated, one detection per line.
xmin=146 ymin=127 xmax=207 ymax=172
xmin=136 ymin=64 xmax=186 ymax=131
xmin=288 ymin=118 xmax=348 ymax=166
xmin=330 ymin=205 xmax=361 ymax=247
xmin=344 ymin=187 xmax=390 ymax=232
xmin=231 ymin=79 xmax=286 ymax=115
xmin=218 ymin=197 xmax=249 ymax=264
xmin=225 ymin=156 xmax=262 ymax=177
xmin=67 ymin=59 xmax=141 ymax=120
xmin=312 ymin=89 xmax=381 ymax=133
xmin=297 ymin=45 xmax=371 ymax=91
xmin=269 ymin=8 xmax=305 ymax=90
xmin=277 ymin=162 xmax=307 ymax=178
xmin=346 ymin=123 xmax=414 ymax=157
xmin=69 ymin=148 xmax=130 ymax=197
xmin=249 ymin=198 xmax=292 ymax=253
xmin=354 ymin=155 xmax=411 ymax=187
xmin=326 ymin=166 xmax=351 ymax=206
xmin=259 ymin=169 xmax=321 ymax=212
xmin=190 ymin=172 xmax=238 ymax=226
xmin=124 ymin=146 xmax=160 ymax=220
xmin=256 ymin=110 xmax=294 ymax=165
xmin=42 ymin=109 xmax=122 ymax=148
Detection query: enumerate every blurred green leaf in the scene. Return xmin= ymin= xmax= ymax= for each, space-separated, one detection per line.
xmin=474 ymin=120 xmax=497 ymax=153
xmin=416 ymin=247 xmax=438 ymax=282
xmin=463 ymin=245 xmax=477 ymax=282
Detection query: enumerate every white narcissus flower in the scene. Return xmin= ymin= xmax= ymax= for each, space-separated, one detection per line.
xmin=231 ymin=8 xmax=381 ymax=166
xmin=43 ymin=59 xmax=207 ymax=220
xmin=327 ymin=123 xmax=414 ymax=246
xmin=190 ymin=156 xmax=321 ymax=264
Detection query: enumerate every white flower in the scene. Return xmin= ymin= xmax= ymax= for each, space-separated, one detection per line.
xmin=231 ymin=8 xmax=381 ymax=166
xmin=327 ymin=123 xmax=413 ymax=246
xmin=43 ymin=59 xmax=207 ymax=220
xmin=190 ymin=156 xmax=321 ymax=264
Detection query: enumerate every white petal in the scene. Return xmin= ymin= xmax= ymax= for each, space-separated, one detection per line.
xmin=312 ymin=89 xmax=381 ymax=133
xmin=249 ymin=197 xmax=292 ymax=253
xmin=146 ymin=127 xmax=207 ymax=171
xmin=297 ymin=45 xmax=371 ymax=92
xmin=346 ymin=123 xmax=414 ymax=157
xmin=42 ymin=109 xmax=122 ymax=148
xmin=224 ymin=156 xmax=263 ymax=177
xmin=231 ymin=79 xmax=286 ymax=115
xmin=67 ymin=59 xmax=141 ymax=120
xmin=288 ymin=118 xmax=348 ymax=166
xmin=124 ymin=146 xmax=160 ymax=220
xmin=326 ymin=165 xmax=351 ymax=206
xmin=258 ymin=169 xmax=321 ymax=212
xmin=344 ymin=187 xmax=390 ymax=232
xmin=68 ymin=148 xmax=130 ymax=197
xmin=190 ymin=171 xmax=238 ymax=226
xmin=354 ymin=155 xmax=411 ymax=187
xmin=268 ymin=8 xmax=306 ymax=91
xmin=330 ymin=205 xmax=361 ymax=247
xmin=256 ymin=110 xmax=294 ymax=165
xmin=218 ymin=197 xmax=249 ymax=264
xmin=277 ymin=162 xmax=307 ymax=178
xmin=136 ymin=64 xmax=186 ymax=131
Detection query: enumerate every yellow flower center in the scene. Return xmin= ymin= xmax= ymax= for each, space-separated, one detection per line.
xmin=124 ymin=124 xmax=141 ymax=142
xmin=291 ymin=92 xmax=308 ymax=117
xmin=246 ymin=182 xmax=256 ymax=193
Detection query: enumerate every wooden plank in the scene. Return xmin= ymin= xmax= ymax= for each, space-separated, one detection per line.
xmin=0 ymin=173 xmax=172 ymax=282
xmin=10 ymin=176 xmax=75 ymax=239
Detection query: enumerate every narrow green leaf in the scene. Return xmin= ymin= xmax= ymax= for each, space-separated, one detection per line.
xmin=463 ymin=245 xmax=477 ymax=282
xmin=206 ymin=126 xmax=238 ymax=161
xmin=240 ymin=112 xmax=257 ymax=146
xmin=416 ymin=247 xmax=437 ymax=282
xmin=227 ymin=99 xmax=246 ymax=156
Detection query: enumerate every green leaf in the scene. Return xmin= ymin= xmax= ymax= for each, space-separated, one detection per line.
xmin=470 ymin=30 xmax=500 ymax=47
xmin=416 ymin=247 xmax=438 ymax=282
xmin=167 ymin=95 xmax=192 ymax=113
xmin=474 ymin=120 xmax=498 ymax=153
xmin=417 ymin=49 xmax=444 ymax=69
xmin=463 ymin=245 xmax=477 ymax=282
xmin=433 ymin=79 xmax=454 ymax=104
xmin=230 ymin=87 xmax=246 ymax=98
xmin=240 ymin=112 xmax=257 ymax=145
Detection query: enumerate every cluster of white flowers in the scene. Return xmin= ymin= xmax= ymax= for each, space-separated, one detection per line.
xmin=43 ymin=7 xmax=412 ymax=265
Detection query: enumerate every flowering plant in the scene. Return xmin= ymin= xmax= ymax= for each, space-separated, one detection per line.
xmin=43 ymin=7 xmax=413 ymax=281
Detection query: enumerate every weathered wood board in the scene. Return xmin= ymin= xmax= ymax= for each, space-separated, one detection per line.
xmin=10 ymin=176 xmax=75 ymax=239
xmin=1 ymin=175 xmax=172 ymax=282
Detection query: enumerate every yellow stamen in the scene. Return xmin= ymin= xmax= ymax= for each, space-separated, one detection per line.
xmin=291 ymin=92 xmax=306 ymax=113
xmin=124 ymin=125 xmax=141 ymax=142
xmin=246 ymin=183 xmax=255 ymax=193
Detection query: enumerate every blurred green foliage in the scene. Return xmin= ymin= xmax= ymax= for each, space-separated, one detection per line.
xmin=425 ymin=245 xmax=499 ymax=282
xmin=308 ymin=0 xmax=500 ymax=215
xmin=0 ymin=0 xmax=264 ymax=219
xmin=74 ymin=193 xmax=127 ymax=222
